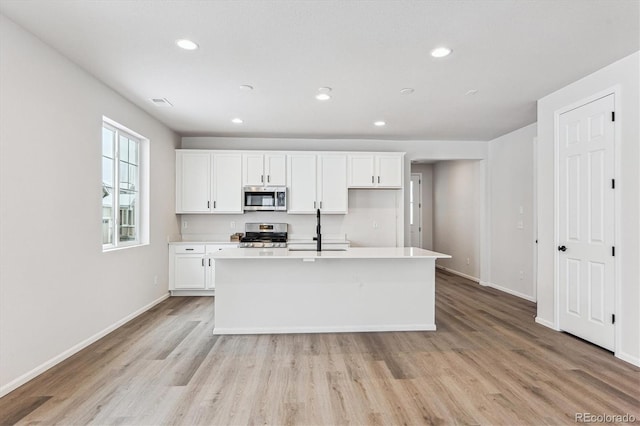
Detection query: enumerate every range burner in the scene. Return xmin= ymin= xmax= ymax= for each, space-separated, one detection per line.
xmin=239 ymin=223 xmax=288 ymax=248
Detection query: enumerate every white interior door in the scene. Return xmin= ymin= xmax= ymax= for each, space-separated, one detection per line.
xmin=410 ymin=173 xmax=422 ymax=248
xmin=558 ymin=94 xmax=615 ymax=351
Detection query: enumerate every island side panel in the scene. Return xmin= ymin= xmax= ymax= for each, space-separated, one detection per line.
xmin=213 ymin=257 xmax=436 ymax=334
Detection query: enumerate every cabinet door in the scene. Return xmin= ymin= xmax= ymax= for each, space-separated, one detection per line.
xmin=174 ymin=255 xmax=206 ymax=289
xmin=348 ymin=154 xmax=375 ymax=187
xmin=376 ymin=155 xmax=403 ymax=188
xmin=243 ymin=153 xmax=265 ymax=186
xmin=318 ymin=155 xmax=347 ymax=214
xmin=265 ymin=154 xmax=286 ymax=185
xmin=287 ymin=154 xmax=317 ymax=213
xmin=176 ymin=152 xmax=211 ymax=212
xmin=213 ymin=153 xmax=243 ymax=213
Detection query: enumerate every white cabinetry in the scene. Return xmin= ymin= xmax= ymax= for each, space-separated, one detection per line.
xmin=348 ymin=153 xmax=403 ymax=188
xmin=287 ymin=153 xmax=347 ymax=214
xmin=169 ymin=243 xmax=238 ymax=295
xmin=243 ymin=153 xmax=286 ymax=186
xmin=176 ymin=151 xmax=242 ymax=213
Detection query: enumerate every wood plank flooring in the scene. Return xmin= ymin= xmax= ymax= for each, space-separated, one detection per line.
xmin=1 ymin=270 xmax=638 ymax=425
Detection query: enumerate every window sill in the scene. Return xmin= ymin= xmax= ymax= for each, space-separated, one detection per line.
xmin=103 ymin=242 xmax=149 ymax=253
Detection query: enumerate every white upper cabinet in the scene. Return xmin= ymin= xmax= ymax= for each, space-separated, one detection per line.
xmin=287 ymin=154 xmax=317 ymax=213
xmin=317 ymin=154 xmax=348 ymax=213
xmin=176 ymin=151 xmax=211 ymax=213
xmin=212 ymin=153 xmax=242 ymax=213
xmin=176 ymin=150 xmax=242 ymax=213
xmin=287 ymin=153 xmax=347 ymax=214
xmin=243 ymin=153 xmax=286 ymax=186
xmin=348 ymin=153 xmax=403 ymax=188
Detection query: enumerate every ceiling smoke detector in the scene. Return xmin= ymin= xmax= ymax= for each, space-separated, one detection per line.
xmin=150 ymin=98 xmax=173 ymax=107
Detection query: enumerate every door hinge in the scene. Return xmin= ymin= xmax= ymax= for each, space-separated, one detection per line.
xmin=611 ymin=111 xmax=615 ymax=122
xmin=419 ymin=203 xmax=421 ymax=208
xmin=612 ymin=246 xmax=615 ymax=256
xmin=419 ymin=227 xmax=422 ymax=232
xmin=612 ymin=314 xmax=615 ymax=324
xmin=611 ymin=179 xmax=615 ymax=189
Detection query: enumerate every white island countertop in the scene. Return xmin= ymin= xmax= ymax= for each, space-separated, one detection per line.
xmin=210 ymin=246 xmax=450 ymax=259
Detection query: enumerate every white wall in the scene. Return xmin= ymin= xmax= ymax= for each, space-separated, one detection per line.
xmin=432 ymin=161 xmax=482 ymax=280
xmin=537 ymin=51 xmax=640 ymax=366
xmin=487 ymin=124 xmax=536 ymax=301
xmin=0 ymin=15 xmax=181 ymax=395
xmin=410 ymin=164 xmax=434 ymax=250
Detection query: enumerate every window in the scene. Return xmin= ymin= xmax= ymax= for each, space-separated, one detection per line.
xmin=102 ymin=118 xmax=147 ymax=250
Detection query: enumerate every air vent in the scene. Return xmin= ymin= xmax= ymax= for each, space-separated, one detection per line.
xmin=149 ymin=98 xmax=173 ymax=107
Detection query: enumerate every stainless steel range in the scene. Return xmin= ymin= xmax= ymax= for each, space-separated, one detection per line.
xmin=239 ymin=223 xmax=288 ymax=248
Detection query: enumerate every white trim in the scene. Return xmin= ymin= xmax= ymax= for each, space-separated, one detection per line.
xmin=535 ymin=316 xmax=558 ymax=330
xmin=615 ymin=351 xmax=640 ymax=368
xmin=0 ymin=293 xmax=169 ymax=398
xmin=436 ymin=265 xmax=480 ymax=283
xmin=213 ymin=323 xmax=437 ymax=335
xmin=170 ymin=290 xmax=215 ymax=296
xmin=481 ymin=281 xmax=537 ymax=302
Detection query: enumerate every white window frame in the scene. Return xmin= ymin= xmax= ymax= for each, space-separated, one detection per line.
xmin=102 ymin=117 xmax=149 ymax=251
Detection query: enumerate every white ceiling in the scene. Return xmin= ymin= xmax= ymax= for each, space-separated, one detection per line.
xmin=1 ymin=0 xmax=638 ymax=141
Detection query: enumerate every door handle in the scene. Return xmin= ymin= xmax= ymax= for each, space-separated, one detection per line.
xmin=558 ymin=245 xmax=567 ymax=252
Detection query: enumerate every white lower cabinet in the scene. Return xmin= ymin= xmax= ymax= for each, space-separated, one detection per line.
xmin=169 ymin=243 xmax=237 ymax=295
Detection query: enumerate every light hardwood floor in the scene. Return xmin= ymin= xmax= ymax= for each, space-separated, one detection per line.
xmin=1 ymin=270 xmax=639 ymax=425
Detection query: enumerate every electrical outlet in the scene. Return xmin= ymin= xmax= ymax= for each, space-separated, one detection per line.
xmin=230 ymin=221 xmax=235 ymax=229
xmin=466 ymin=257 xmax=470 ymax=265
xmin=183 ymin=221 xmax=188 ymax=229
xmin=153 ymin=275 xmax=158 ymax=285
xmin=519 ymin=271 xmax=524 ymax=280
xmin=373 ymin=221 xmax=378 ymax=229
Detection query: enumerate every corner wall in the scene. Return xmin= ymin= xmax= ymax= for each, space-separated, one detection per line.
xmin=432 ymin=160 xmax=482 ymax=281
xmin=0 ymin=15 xmax=181 ymax=394
xmin=487 ymin=124 xmax=536 ymax=301
xmin=537 ymin=51 xmax=640 ymax=366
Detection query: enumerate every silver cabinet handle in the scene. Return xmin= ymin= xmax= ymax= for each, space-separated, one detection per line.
xmin=372 ymin=176 xmax=374 ymax=183
xmin=261 ymin=175 xmax=264 ymax=183
xmin=186 ymin=248 xmax=194 ymax=251
xmin=320 ymin=201 xmax=323 ymax=209
xmin=378 ymin=176 xmax=380 ymax=183
xmin=208 ymin=259 xmax=211 ymax=267
xmin=314 ymin=201 xmax=316 ymax=209
xmin=202 ymin=258 xmax=205 ymax=267
xmin=214 ymin=201 xmax=217 ymax=208
xmin=267 ymin=175 xmax=270 ymax=183
xmin=207 ymin=201 xmax=210 ymax=208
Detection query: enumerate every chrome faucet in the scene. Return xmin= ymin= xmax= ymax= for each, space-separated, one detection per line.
xmin=313 ymin=208 xmax=322 ymax=251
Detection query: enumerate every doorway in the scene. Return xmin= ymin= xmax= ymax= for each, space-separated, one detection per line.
xmin=410 ymin=173 xmax=422 ymax=248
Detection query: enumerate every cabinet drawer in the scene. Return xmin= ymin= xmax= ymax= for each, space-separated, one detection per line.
xmin=173 ymin=244 xmax=205 ymax=254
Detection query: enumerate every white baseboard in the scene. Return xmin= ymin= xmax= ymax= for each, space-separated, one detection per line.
xmin=0 ymin=292 xmax=169 ymax=398
xmin=436 ymin=265 xmax=479 ymax=283
xmin=535 ymin=316 xmax=558 ymax=330
xmin=213 ymin=323 xmax=437 ymax=335
xmin=481 ymin=281 xmax=537 ymax=302
xmin=615 ymin=351 xmax=640 ymax=367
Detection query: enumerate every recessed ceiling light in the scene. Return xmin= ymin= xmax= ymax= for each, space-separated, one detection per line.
xmin=239 ymin=85 xmax=254 ymax=91
xmin=465 ymin=89 xmax=479 ymax=96
xmin=315 ymin=93 xmax=331 ymax=101
xmin=176 ymin=39 xmax=199 ymax=50
xmin=374 ymin=121 xmax=386 ymax=127
xmin=400 ymin=88 xmax=415 ymax=95
xmin=430 ymin=46 xmax=452 ymax=58
xmin=231 ymin=118 xmax=243 ymax=124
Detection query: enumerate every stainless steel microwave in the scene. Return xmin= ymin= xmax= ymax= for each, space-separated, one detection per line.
xmin=243 ymin=186 xmax=287 ymax=211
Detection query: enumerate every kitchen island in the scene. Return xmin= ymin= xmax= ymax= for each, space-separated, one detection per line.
xmin=210 ymin=247 xmax=450 ymax=335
